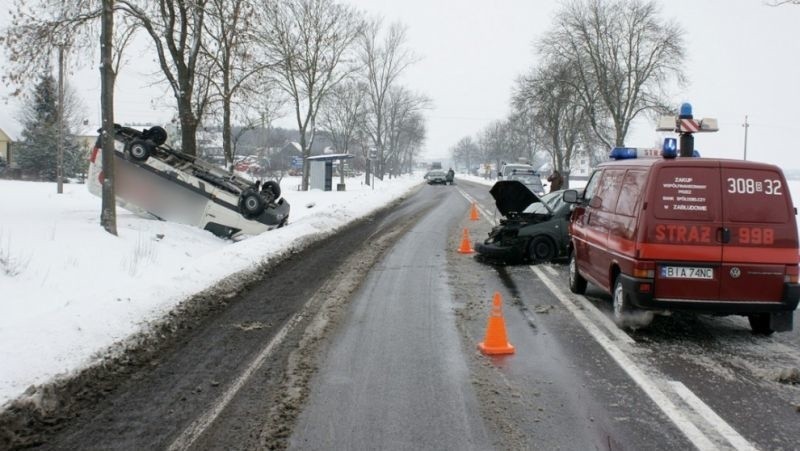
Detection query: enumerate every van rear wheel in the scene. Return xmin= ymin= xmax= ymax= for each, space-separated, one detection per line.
xmin=568 ymin=250 xmax=587 ymax=294
xmin=613 ymin=278 xmax=653 ymax=330
xmin=747 ymin=313 xmax=774 ymax=335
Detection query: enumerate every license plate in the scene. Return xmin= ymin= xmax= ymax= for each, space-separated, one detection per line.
xmin=660 ymin=266 xmax=713 ymax=280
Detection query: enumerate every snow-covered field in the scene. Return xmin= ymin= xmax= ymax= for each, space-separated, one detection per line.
xmin=0 ymin=174 xmax=423 ymax=407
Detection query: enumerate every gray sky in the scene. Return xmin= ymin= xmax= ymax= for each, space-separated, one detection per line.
xmin=1 ymin=0 xmax=799 ymax=168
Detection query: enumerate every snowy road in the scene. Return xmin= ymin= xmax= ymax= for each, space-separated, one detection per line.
xmin=4 ymin=178 xmax=800 ymax=450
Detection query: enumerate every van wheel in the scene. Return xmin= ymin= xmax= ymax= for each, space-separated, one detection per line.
xmin=528 ymin=236 xmax=555 ymax=263
xmin=261 ymin=180 xmax=281 ymax=200
xmin=747 ymin=313 xmax=774 ymax=335
xmin=239 ymin=191 xmax=265 ymax=218
xmin=569 ymin=250 xmax=587 ymax=294
xmin=144 ymin=126 xmax=167 ymax=146
xmin=613 ymin=278 xmax=654 ymax=330
xmin=129 ymin=139 xmax=152 ymax=162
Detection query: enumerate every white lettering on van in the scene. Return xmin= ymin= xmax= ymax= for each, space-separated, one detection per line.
xmin=662 ymin=196 xmax=674 ymax=201
xmin=662 ymin=183 xmax=707 ymax=190
xmin=672 ymin=204 xmax=707 ymax=211
xmin=674 ymin=177 xmax=692 ymax=183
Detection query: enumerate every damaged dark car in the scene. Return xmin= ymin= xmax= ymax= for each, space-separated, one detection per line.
xmin=475 ymin=180 xmax=575 ymax=263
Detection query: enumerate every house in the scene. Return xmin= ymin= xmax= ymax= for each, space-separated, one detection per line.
xmin=0 ymin=127 xmax=14 ymax=167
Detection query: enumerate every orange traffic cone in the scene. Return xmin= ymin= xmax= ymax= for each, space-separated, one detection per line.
xmin=469 ymin=202 xmax=480 ymax=221
xmin=458 ymin=228 xmax=474 ymax=254
xmin=478 ymin=292 xmax=515 ymax=355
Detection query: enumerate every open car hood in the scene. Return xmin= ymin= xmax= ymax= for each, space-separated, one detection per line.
xmin=490 ymin=180 xmax=544 ymax=216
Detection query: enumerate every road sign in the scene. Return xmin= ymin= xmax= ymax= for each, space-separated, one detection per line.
xmin=291 ymin=156 xmax=303 ymax=169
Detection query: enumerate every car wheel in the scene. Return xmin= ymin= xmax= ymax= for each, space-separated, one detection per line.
xmin=612 ymin=277 xmax=653 ymax=330
xmin=528 ymin=236 xmax=556 ymax=263
xmin=261 ymin=180 xmax=281 ymax=200
xmin=239 ymin=190 xmax=265 ymax=218
xmin=568 ymin=250 xmax=587 ymax=294
xmin=129 ymin=139 xmax=152 ymax=162
xmin=747 ymin=313 xmax=774 ymax=335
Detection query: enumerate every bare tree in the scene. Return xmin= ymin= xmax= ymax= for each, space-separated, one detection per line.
xmin=478 ymin=120 xmax=513 ymax=172
xmin=513 ymin=61 xmax=595 ymax=182
xmin=202 ymin=0 xmax=266 ymax=168
xmin=540 ymin=0 xmax=685 ymax=147
xmin=257 ymin=0 xmax=363 ymax=191
xmin=1 ymin=1 xmax=101 ymax=94
xmin=319 ymin=80 xmax=366 ymax=155
xmin=450 ymin=136 xmax=480 ymax=174
xmin=358 ymin=19 xmax=418 ymax=181
xmin=115 ymin=0 xmax=210 ymax=156
xmin=383 ymin=86 xmax=430 ymax=176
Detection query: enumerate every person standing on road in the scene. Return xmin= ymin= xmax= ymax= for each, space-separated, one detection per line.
xmin=446 ymin=167 xmax=455 ymax=185
xmin=547 ymin=170 xmax=563 ymax=192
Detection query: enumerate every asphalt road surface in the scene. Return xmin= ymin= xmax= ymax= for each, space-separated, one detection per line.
xmin=3 ymin=177 xmax=799 ymax=450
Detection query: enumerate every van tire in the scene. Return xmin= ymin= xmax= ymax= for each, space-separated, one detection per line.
xmin=129 ymin=139 xmax=151 ymax=162
xmin=144 ymin=126 xmax=167 ymax=146
xmin=528 ymin=236 xmax=556 ymax=263
xmin=262 ymin=180 xmax=281 ymax=200
xmin=613 ymin=278 xmax=654 ymax=330
xmin=569 ymin=251 xmax=587 ymax=294
xmin=747 ymin=313 xmax=774 ymax=335
xmin=239 ymin=190 xmax=265 ymax=218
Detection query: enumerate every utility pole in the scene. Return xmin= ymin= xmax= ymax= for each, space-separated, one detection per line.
xmin=57 ymin=44 xmax=65 ymax=194
xmin=742 ymin=115 xmax=749 ymax=161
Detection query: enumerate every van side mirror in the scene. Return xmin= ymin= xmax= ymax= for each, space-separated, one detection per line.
xmin=563 ymin=189 xmax=579 ymax=203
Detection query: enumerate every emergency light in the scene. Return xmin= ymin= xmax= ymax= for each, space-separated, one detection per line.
xmin=609 ymin=147 xmax=637 ymax=160
xmin=662 ymin=138 xmax=678 ymax=159
xmin=679 ymin=102 xmax=693 ymax=118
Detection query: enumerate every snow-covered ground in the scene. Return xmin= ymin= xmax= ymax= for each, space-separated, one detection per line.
xmin=0 ymin=174 xmax=423 ymax=407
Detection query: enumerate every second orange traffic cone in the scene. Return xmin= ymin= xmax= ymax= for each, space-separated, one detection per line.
xmin=458 ymin=228 xmax=474 ymax=254
xmin=478 ymin=292 xmax=515 ymax=355
xmin=469 ymin=202 xmax=480 ymax=221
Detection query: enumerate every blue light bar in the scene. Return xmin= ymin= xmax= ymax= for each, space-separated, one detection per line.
xmin=610 ymin=147 xmax=637 ymax=160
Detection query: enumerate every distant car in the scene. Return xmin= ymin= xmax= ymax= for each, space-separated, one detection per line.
xmin=498 ymin=163 xmax=534 ymax=180
xmin=425 ymin=169 xmax=448 ymax=185
xmin=87 ymin=124 xmax=290 ymax=239
xmin=506 ymin=168 xmax=545 ymax=196
xmin=475 ymin=181 xmax=575 ymax=263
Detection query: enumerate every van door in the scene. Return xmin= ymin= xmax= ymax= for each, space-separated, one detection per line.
xmin=647 ymin=163 xmax=724 ymax=301
xmin=719 ymin=165 xmax=798 ymax=302
xmin=573 ymin=168 xmax=625 ymax=291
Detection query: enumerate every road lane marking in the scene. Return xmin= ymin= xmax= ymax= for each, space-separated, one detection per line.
xmin=530 ymin=265 xmax=721 ymax=451
xmin=669 ymin=381 xmax=758 ymax=451
xmin=537 ymin=264 xmax=635 ymax=345
xmin=167 ymin=310 xmax=307 ymax=451
xmin=457 ymin=187 xmax=496 ymax=224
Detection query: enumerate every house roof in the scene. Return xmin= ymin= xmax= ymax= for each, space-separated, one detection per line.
xmin=0 ymin=110 xmax=21 ymax=141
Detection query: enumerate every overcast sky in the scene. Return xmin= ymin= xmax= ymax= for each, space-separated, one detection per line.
xmin=1 ymin=0 xmax=799 ymax=168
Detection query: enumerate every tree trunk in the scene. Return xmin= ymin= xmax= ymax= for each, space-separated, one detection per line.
xmin=177 ymin=97 xmax=198 ymax=156
xmin=100 ymin=0 xmax=117 ymax=236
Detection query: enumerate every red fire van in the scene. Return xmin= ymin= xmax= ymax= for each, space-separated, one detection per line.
xmin=564 ymin=148 xmax=800 ymax=333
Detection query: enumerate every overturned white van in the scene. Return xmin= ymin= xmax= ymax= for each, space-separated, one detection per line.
xmin=87 ymin=125 xmax=290 ymax=238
